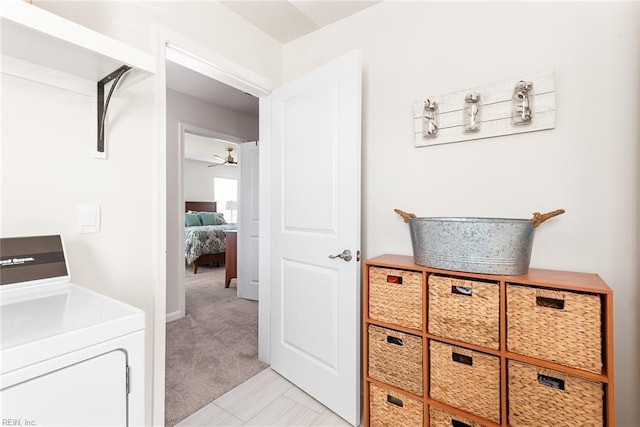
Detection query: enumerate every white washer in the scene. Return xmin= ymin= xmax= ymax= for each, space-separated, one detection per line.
xmin=0 ymin=235 xmax=145 ymax=426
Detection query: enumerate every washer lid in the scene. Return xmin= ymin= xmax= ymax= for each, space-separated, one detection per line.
xmin=1 ymin=283 xmax=144 ymax=375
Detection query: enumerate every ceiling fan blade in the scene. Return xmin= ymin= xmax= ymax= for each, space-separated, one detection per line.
xmin=208 ymin=162 xmax=227 ymax=167
xmin=207 ymin=147 xmax=239 ymax=167
xmin=208 ymin=153 xmax=229 ymax=167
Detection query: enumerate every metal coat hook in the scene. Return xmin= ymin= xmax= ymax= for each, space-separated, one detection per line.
xmin=512 ymin=80 xmax=533 ymax=125
xmin=97 ymin=65 xmax=132 ymax=154
xmin=423 ymin=99 xmax=439 ymax=138
xmin=463 ymin=92 xmax=481 ymax=133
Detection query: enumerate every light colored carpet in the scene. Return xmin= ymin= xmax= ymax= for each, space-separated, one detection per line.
xmin=165 ymin=265 xmax=267 ymax=426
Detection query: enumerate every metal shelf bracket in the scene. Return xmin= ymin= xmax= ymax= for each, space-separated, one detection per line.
xmin=97 ymin=65 xmax=131 ymax=155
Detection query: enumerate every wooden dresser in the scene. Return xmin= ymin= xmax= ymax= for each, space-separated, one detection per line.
xmin=224 ymin=230 xmax=237 ymax=288
xmin=363 ymin=254 xmax=614 ymax=427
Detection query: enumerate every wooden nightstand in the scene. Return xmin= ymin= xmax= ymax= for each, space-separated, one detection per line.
xmin=224 ymin=230 xmax=237 ymax=288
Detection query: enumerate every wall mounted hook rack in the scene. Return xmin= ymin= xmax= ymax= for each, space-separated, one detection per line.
xmin=413 ymin=72 xmax=555 ymax=147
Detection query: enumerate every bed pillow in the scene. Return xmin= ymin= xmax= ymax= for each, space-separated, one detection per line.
xmin=213 ymin=212 xmax=227 ymax=225
xmin=198 ymin=212 xmax=217 ymax=226
xmin=185 ymin=213 xmax=202 ymax=227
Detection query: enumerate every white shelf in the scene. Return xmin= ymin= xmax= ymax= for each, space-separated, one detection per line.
xmin=0 ymin=0 xmax=155 ymax=84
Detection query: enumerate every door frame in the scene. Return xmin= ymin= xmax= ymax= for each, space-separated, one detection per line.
xmin=153 ymin=27 xmax=273 ymax=426
xmin=258 ymin=96 xmax=272 ymax=363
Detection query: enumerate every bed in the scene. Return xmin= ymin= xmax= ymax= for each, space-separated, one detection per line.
xmin=184 ymin=201 xmax=236 ymax=274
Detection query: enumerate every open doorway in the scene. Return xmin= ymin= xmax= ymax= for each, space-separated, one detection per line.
xmin=164 ymin=52 xmax=265 ymax=426
xmin=180 ymin=127 xmax=243 ymax=279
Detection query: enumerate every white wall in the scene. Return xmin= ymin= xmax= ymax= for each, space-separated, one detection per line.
xmin=284 ymin=2 xmax=639 ymax=424
xmin=167 ymin=89 xmax=258 ymax=143
xmin=1 ymin=73 xmax=153 ymax=299
xmin=183 ymin=159 xmax=240 ymax=202
xmin=183 ymin=159 xmax=214 ymax=202
xmin=17 ymin=2 xmax=280 ymax=424
xmin=166 ymin=88 xmax=255 ymax=319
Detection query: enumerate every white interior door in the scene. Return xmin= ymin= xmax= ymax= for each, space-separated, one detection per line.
xmin=268 ymin=51 xmax=362 ymax=425
xmin=238 ymin=141 xmax=259 ymax=301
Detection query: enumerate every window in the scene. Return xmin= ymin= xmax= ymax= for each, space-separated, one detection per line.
xmin=213 ymin=177 xmax=238 ymax=223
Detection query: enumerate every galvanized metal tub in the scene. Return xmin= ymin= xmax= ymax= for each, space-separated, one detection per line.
xmin=396 ymin=209 xmax=565 ymax=275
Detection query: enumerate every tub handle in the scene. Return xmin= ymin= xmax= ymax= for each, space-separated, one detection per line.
xmin=531 ymin=209 xmax=565 ymax=228
xmin=396 ymin=207 xmax=565 ymax=227
xmin=394 ymin=209 xmax=417 ymax=223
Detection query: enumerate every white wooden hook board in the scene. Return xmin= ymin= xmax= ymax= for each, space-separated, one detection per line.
xmin=413 ymin=72 xmax=555 ymax=147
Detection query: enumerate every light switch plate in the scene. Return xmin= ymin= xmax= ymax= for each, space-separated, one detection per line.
xmin=77 ymin=204 xmax=101 ymax=233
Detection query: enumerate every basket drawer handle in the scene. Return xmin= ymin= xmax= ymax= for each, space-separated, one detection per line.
xmin=386 ymin=394 xmax=404 ymax=407
xmin=536 ymin=296 xmax=565 ymax=310
xmin=452 ymin=352 xmax=473 ymax=366
xmin=386 ymin=336 xmax=404 ymax=346
xmin=452 ymin=420 xmax=472 ymax=427
xmin=451 ymin=285 xmax=472 ymax=296
xmin=538 ymin=374 xmax=565 ymax=390
xmin=386 ymin=275 xmax=403 ymax=284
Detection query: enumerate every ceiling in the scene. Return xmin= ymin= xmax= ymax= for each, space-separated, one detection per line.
xmin=166 ymin=1 xmax=381 ymax=127
xmin=166 ymin=60 xmax=259 ymax=117
xmin=221 ymin=1 xmax=381 ymax=43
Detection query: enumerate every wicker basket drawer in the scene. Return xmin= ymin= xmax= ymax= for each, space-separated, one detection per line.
xmin=506 ymin=284 xmax=603 ymax=373
xmin=508 ymin=360 xmax=604 ymax=427
xmin=368 ymin=325 xmax=423 ymax=396
xmin=429 ymin=340 xmax=500 ymax=423
xmin=369 ymin=382 xmax=423 ymax=427
xmin=369 ymin=267 xmax=423 ymax=329
xmin=428 ymin=275 xmax=499 ymax=349
xmin=429 ymin=406 xmax=488 ymax=427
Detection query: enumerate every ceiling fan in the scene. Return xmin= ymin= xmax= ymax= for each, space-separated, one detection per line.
xmin=208 ymin=147 xmax=237 ymax=167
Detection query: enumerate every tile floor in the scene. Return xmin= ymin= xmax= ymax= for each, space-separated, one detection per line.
xmin=175 ymin=368 xmax=357 ymax=427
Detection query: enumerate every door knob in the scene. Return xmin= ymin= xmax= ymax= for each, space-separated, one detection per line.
xmin=328 ymin=249 xmax=352 ymax=262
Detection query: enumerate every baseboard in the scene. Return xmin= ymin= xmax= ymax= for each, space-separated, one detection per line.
xmin=166 ymin=310 xmax=183 ymax=323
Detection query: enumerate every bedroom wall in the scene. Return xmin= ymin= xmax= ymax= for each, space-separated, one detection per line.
xmin=283 ymin=1 xmax=640 ymax=424
xmin=166 ymin=88 xmax=255 ymax=319
xmin=13 ymin=2 xmax=280 ymax=424
xmin=183 ymin=159 xmax=240 ymax=202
